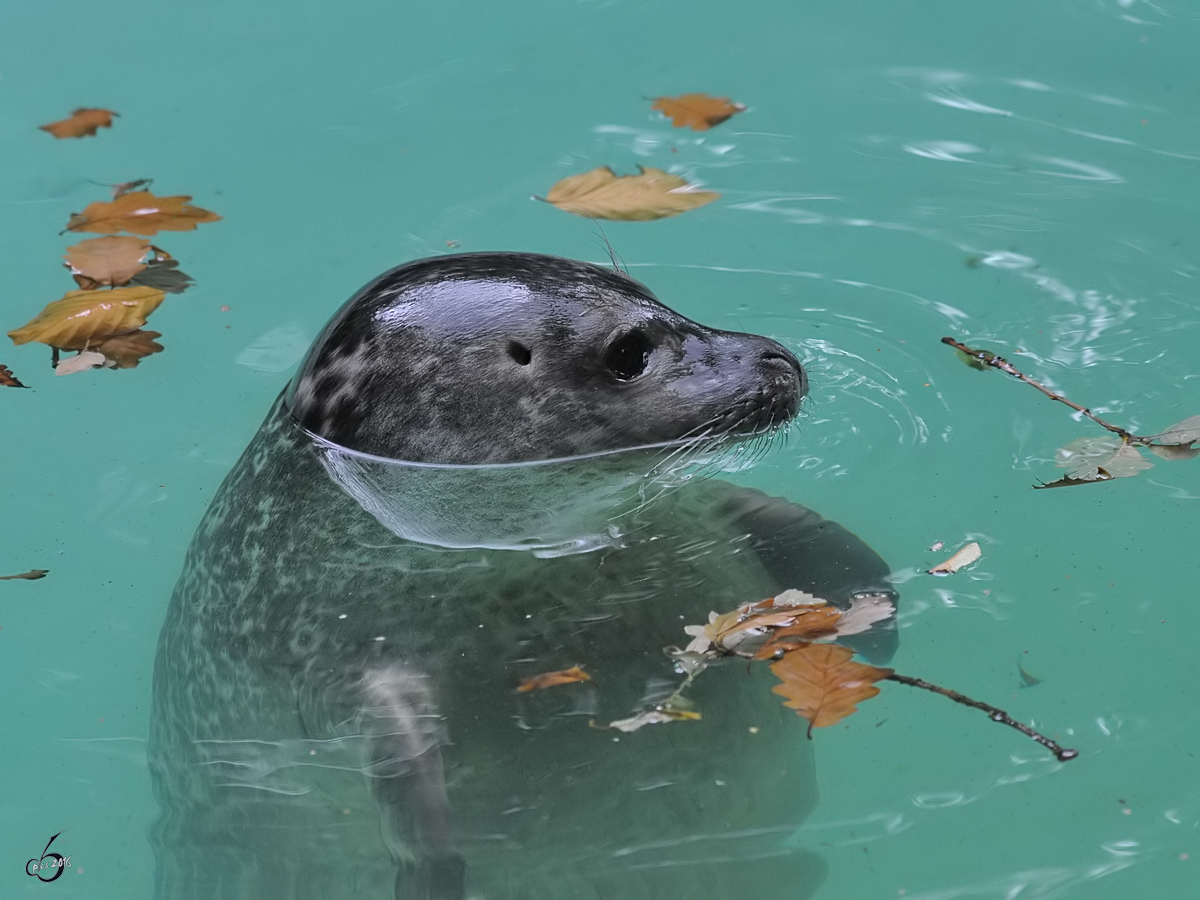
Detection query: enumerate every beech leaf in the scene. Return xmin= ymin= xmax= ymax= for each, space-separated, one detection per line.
xmin=542 ymin=166 xmax=719 ymax=221
xmin=769 ymin=643 xmax=893 ymax=736
xmin=39 ymin=108 xmax=117 ymax=139
xmin=517 ymin=665 xmax=593 ymax=693
xmin=65 ymin=191 xmax=221 ymax=236
xmin=64 ymin=236 xmax=151 ymax=287
xmin=95 ymin=330 xmax=165 ymax=369
xmin=928 ymin=541 xmax=982 ymax=574
xmin=651 ymin=93 xmax=745 ymax=131
xmin=55 ymin=350 xmax=110 ymax=375
xmin=0 ymin=364 xmax=28 ymax=388
xmin=8 ymin=286 xmax=166 ymax=351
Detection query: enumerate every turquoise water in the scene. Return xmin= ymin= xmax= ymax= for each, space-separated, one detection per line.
xmin=3 ymin=0 xmax=1199 ymax=896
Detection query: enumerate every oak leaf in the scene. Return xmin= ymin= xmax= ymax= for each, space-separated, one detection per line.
xmin=517 ymin=665 xmax=593 ymax=693
xmin=769 ymin=643 xmax=893 ymax=736
xmin=95 ymin=330 xmax=165 ymax=369
xmin=39 ymin=108 xmax=117 ymax=139
xmin=0 ymin=364 xmax=28 ymax=388
xmin=651 ymin=94 xmax=745 ymax=131
xmin=0 ymin=569 xmax=49 ymax=581
xmin=8 ymin=286 xmax=166 ymax=350
xmin=65 ymin=191 xmax=221 ymax=236
xmin=64 ymin=236 xmax=151 ymax=288
xmin=543 ymin=166 xmax=719 ymax=221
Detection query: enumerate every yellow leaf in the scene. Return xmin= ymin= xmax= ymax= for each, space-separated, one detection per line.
xmin=65 ymin=191 xmax=221 ymax=236
xmin=651 ymin=93 xmax=745 ymax=131
xmin=64 ymin=236 xmax=151 ymax=287
xmin=8 ymin=286 xmax=166 ymax=350
xmin=39 ymin=108 xmax=118 ymax=139
xmin=543 ymin=166 xmax=719 ymax=221
xmin=770 ymin=643 xmax=892 ymax=735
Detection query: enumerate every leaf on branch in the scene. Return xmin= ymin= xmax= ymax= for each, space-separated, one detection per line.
xmin=95 ymin=330 xmax=164 ymax=368
xmin=65 ymin=191 xmax=221 ymax=236
xmin=607 ymin=707 xmax=701 ymax=733
xmin=651 ymin=93 xmax=745 ymax=131
xmin=64 ymin=236 xmax=151 ymax=288
xmin=8 ymin=286 xmax=166 ymax=351
xmin=1036 ymin=436 xmax=1153 ymax=489
xmin=55 ymin=350 xmax=110 ymax=375
xmin=0 ymin=569 xmax=49 ymax=581
xmin=517 ymin=666 xmax=592 ymax=693
xmin=129 ymin=256 xmax=193 ymax=294
xmin=0 ymin=364 xmax=28 ymax=388
xmin=770 ymin=642 xmax=892 ymax=736
xmin=541 ymin=166 xmax=719 ymax=221
xmin=954 ymin=348 xmax=988 ymax=370
xmin=928 ymin=541 xmax=981 ymax=574
xmin=1142 ymin=415 xmax=1200 ymax=460
xmin=39 ymin=108 xmax=117 ymax=139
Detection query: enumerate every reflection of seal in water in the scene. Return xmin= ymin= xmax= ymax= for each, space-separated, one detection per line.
xmin=150 ymin=253 xmax=897 ymax=900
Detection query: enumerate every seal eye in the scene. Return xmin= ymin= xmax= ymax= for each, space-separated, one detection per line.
xmin=604 ymin=330 xmax=652 ymax=381
xmin=507 ymin=341 xmax=532 ymax=366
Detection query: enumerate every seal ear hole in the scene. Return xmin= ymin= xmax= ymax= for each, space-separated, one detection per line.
xmin=507 ymin=341 xmax=532 ymax=366
xmin=604 ymin=330 xmax=653 ymax=381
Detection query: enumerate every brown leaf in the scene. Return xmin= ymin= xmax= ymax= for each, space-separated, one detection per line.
xmin=770 ymin=643 xmax=893 ymax=736
xmin=39 ymin=108 xmax=117 ymax=139
xmin=651 ymin=93 xmax=745 ymax=131
xmin=0 ymin=364 xmax=28 ymax=388
xmin=752 ymin=608 xmax=846 ymax=659
xmin=0 ymin=569 xmax=49 ymax=580
xmin=112 ymin=179 xmax=153 ymax=198
xmin=517 ymin=665 xmax=593 ymax=693
xmin=65 ymin=191 xmax=221 ymax=236
xmin=8 ymin=286 xmax=166 ymax=350
xmin=95 ymin=330 xmax=165 ymax=368
xmin=64 ymin=236 xmax=151 ymax=287
xmin=542 ymin=166 xmax=719 ymax=221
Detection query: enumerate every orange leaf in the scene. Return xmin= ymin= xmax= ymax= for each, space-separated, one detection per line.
xmin=752 ymin=608 xmax=845 ymax=659
xmin=64 ymin=236 xmax=151 ymax=287
xmin=0 ymin=364 xmax=28 ymax=388
xmin=95 ymin=330 xmax=165 ymax=369
xmin=651 ymin=94 xmax=745 ymax=131
xmin=517 ymin=665 xmax=593 ymax=692
xmin=8 ymin=286 xmax=166 ymax=350
xmin=770 ymin=643 xmax=893 ymax=735
xmin=543 ymin=166 xmax=719 ymax=221
xmin=65 ymin=191 xmax=221 ymax=236
xmin=39 ymin=108 xmax=118 ymax=139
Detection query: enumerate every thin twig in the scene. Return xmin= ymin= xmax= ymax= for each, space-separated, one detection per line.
xmin=941 ymin=337 xmax=1143 ymax=442
xmin=887 ymin=672 xmax=1078 ymax=762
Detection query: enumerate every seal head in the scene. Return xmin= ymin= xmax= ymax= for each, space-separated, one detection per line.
xmin=288 ymin=253 xmax=805 ymax=464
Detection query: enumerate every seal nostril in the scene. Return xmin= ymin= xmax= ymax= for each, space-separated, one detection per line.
xmin=507 ymin=341 xmax=532 ymax=366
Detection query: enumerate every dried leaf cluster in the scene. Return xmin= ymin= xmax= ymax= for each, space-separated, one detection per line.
xmin=7 ymin=183 xmax=219 ymax=378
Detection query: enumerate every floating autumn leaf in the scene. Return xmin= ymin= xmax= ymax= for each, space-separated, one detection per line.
xmin=39 ymin=108 xmax=117 ymax=139
xmin=130 ymin=256 xmax=193 ymax=294
xmin=95 ymin=330 xmax=164 ymax=369
xmin=64 ymin=236 xmax=151 ymax=288
xmin=8 ymin=286 xmax=166 ymax=351
xmin=1144 ymin=415 xmax=1200 ymax=460
xmin=754 ymin=595 xmax=895 ymax=660
xmin=607 ymin=707 xmax=701 ymax=733
xmin=542 ymin=166 xmax=719 ymax=221
xmin=111 ymin=178 xmax=153 ymax=199
xmin=0 ymin=569 xmax=49 ymax=581
xmin=1034 ymin=436 xmax=1154 ymax=489
xmin=770 ymin=642 xmax=893 ymax=737
xmin=651 ymin=93 xmax=745 ymax=131
xmin=1 ymin=364 xmax=28 ymax=388
xmin=928 ymin=541 xmax=981 ymax=574
xmin=55 ymin=350 xmax=109 ymax=375
xmin=517 ymin=665 xmax=593 ymax=693
xmin=65 ymin=191 xmax=221 ymax=236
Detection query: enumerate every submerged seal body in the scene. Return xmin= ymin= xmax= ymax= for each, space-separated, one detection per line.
xmin=150 ymin=253 xmax=897 ymax=900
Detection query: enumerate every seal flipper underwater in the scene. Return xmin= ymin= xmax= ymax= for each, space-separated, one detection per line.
xmin=149 ymin=253 xmax=898 ymax=900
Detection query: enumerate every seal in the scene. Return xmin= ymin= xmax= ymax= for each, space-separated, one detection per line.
xmin=149 ymin=253 xmax=897 ymax=900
